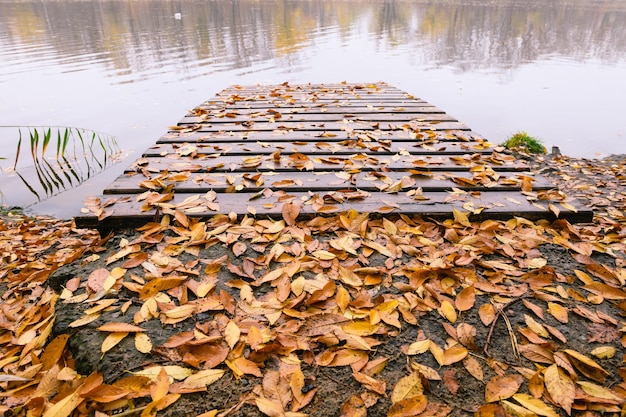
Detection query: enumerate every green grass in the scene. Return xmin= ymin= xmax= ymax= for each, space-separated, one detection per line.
xmin=501 ymin=131 xmax=546 ymax=154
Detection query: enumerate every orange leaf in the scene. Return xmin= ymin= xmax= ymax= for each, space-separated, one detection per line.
xmin=281 ymin=201 xmax=301 ymax=226
xmin=479 ymin=303 xmax=497 ymax=326
xmin=455 ymin=284 xmax=475 ymax=311
xmin=443 ymin=345 xmax=468 ymax=365
xmin=339 ymin=394 xmax=367 ymax=417
xmin=353 ymin=371 xmax=386 ymax=396
xmin=150 ymin=368 xmax=170 ymax=403
xmin=387 ymin=395 xmax=428 ymax=417
xmin=97 ymin=322 xmax=145 ymax=333
xmin=40 ymin=334 xmax=69 ymax=371
xmin=485 ymin=374 xmax=523 ymax=402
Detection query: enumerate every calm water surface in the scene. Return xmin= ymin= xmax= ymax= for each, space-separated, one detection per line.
xmin=1 ymin=0 xmax=625 ymax=217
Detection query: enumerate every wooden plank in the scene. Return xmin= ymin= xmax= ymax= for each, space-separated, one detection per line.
xmin=126 ymin=154 xmax=531 ymax=174
xmin=199 ymin=100 xmax=431 ymax=110
xmin=104 ymin=170 xmax=555 ymax=195
xmin=144 ymin=141 xmax=496 ymax=157
xmin=194 ymin=105 xmax=441 ymax=114
xmin=74 ymin=190 xmax=593 ymax=231
xmin=185 ymin=121 xmax=470 ymax=132
xmin=178 ymin=112 xmax=457 ymax=125
xmin=157 ymin=129 xmax=485 ymax=144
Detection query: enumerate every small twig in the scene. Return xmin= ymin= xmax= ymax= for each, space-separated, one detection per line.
xmin=497 ymin=306 xmax=520 ymax=362
xmin=483 ymin=311 xmax=499 ymax=357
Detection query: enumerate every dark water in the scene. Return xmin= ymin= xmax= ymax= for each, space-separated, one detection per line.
xmin=1 ymin=0 xmax=625 ymax=217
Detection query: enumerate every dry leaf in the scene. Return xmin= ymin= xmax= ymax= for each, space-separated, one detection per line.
xmin=485 ymin=374 xmax=523 ymax=402
xmin=391 ymin=372 xmax=423 ymax=403
xmin=544 ymin=364 xmax=575 ymax=415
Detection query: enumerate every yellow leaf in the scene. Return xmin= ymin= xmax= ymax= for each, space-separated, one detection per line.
xmin=179 ymin=369 xmax=225 ymax=390
xmin=564 ymin=349 xmax=610 ymax=383
xmin=410 ymin=362 xmax=441 ymax=381
xmin=101 ymin=332 xmax=129 ymax=354
xmin=544 ymin=364 xmax=575 ymax=415
xmin=338 ymin=266 xmax=363 ymax=287
xmin=69 ymin=313 xmax=101 ymax=328
xmin=391 ymin=371 xmax=423 ymax=404
xmin=312 ymin=250 xmax=336 ymax=260
xmin=406 ymin=339 xmax=431 ymax=355
xmin=524 ymin=315 xmax=549 ymax=338
xmin=590 ymin=346 xmax=615 ymax=359
xmin=225 ymin=321 xmax=241 ymax=349
xmin=439 ymin=300 xmax=457 ymax=323
xmin=453 ymin=208 xmax=471 ymax=227
xmin=164 ymin=304 xmax=195 ymax=320
xmin=135 ymin=333 xmax=152 ymax=354
xmin=512 ymin=394 xmax=558 ymax=417
xmin=485 ymin=374 xmax=523 ymax=403
xmin=547 ymin=302 xmax=568 ymax=324
xmin=255 ymin=396 xmax=284 ymax=417
xmin=429 ymin=341 xmax=445 ymax=366
xmin=42 ymin=389 xmax=82 ymax=417
xmin=577 ymin=380 xmax=622 ymax=401
xmin=133 ymin=366 xmax=194 ymax=382
xmin=501 ymin=400 xmax=536 ymax=417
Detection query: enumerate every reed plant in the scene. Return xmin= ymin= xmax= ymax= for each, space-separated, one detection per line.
xmin=1 ymin=126 xmax=121 ymax=204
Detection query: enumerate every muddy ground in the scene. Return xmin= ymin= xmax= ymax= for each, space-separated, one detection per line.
xmin=4 ymin=153 xmax=626 ymax=416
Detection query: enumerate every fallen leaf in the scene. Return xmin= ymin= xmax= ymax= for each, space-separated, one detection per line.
xmin=485 ymin=374 xmax=523 ymax=402
xmin=544 ymin=364 xmax=575 ymax=415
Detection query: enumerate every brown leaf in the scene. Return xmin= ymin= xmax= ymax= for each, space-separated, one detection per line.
xmin=281 ymin=201 xmax=301 ymax=226
xmin=544 ymin=364 xmax=575 ymax=415
xmin=340 ymin=394 xmax=367 ymax=417
xmin=475 ymin=403 xmax=508 ymax=417
xmin=479 ymin=303 xmax=497 ymax=326
xmin=463 ymin=356 xmax=484 ymax=381
xmin=97 ymin=322 xmax=145 ymax=333
xmin=563 ymin=349 xmax=610 ymax=383
xmin=485 ymin=374 xmax=523 ymax=403
xmin=455 ymin=284 xmax=475 ymax=311
xmin=387 ymin=395 xmax=428 ymax=417
xmin=442 ymin=369 xmax=459 ymax=395
xmin=353 ymin=371 xmax=386 ymax=396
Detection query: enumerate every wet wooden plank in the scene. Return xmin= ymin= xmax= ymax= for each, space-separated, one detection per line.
xmin=104 ymin=170 xmax=554 ymax=195
xmin=74 ymin=190 xmax=592 ymax=231
xmin=178 ymin=112 xmax=457 ymax=125
xmin=127 ymin=154 xmax=531 ymax=173
xmin=144 ymin=141 xmax=496 ymax=157
xmin=157 ymin=129 xmax=485 ymax=144
xmin=185 ymin=121 xmax=470 ymax=132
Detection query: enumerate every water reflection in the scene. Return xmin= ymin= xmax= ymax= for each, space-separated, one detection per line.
xmin=0 ymin=0 xmax=625 ymax=216
xmin=2 ymin=0 xmax=624 ymax=81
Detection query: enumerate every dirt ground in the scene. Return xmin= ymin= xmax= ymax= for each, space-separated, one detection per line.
xmin=2 ymin=153 xmax=626 ymax=417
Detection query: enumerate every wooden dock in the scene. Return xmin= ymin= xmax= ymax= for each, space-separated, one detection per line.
xmin=75 ymin=82 xmax=592 ymax=230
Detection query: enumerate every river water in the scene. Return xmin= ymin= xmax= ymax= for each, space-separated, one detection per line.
xmin=1 ymin=0 xmax=625 ymax=217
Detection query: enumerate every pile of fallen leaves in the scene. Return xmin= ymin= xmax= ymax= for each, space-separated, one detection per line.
xmin=1 ymin=155 xmax=626 ymax=417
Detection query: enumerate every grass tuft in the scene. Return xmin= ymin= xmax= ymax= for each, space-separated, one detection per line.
xmin=501 ymin=131 xmax=546 ymax=154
